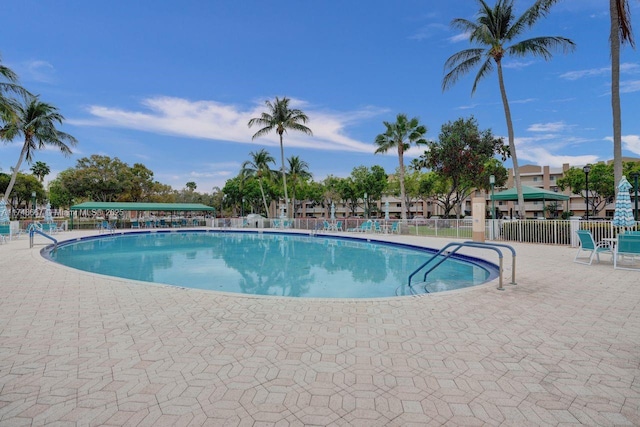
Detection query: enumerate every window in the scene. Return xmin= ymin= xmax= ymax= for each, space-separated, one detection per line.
xmin=533 ymin=177 xmax=538 ymax=182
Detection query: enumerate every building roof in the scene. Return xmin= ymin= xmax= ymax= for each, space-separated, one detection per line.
xmin=70 ymin=202 xmax=216 ymax=211
xmin=490 ymin=186 xmax=570 ymax=201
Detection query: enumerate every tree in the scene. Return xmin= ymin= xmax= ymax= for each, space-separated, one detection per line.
xmin=287 ymin=155 xmax=312 ymax=218
xmin=422 ymin=117 xmax=507 ymax=217
xmin=30 ymin=161 xmax=50 ymax=183
xmin=442 ymin=0 xmax=575 ymax=218
xmin=241 ymin=149 xmax=276 ymax=217
xmin=350 ymin=165 xmax=388 ymax=218
xmin=374 ymin=114 xmax=427 ymax=220
xmin=248 ymin=97 xmax=312 ymax=218
xmin=557 ymin=163 xmax=615 ymax=217
xmin=185 ymin=181 xmax=197 ymax=191
xmin=1 ymin=96 xmax=77 ymax=201
xmin=610 ymin=0 xmax=635 ymax=194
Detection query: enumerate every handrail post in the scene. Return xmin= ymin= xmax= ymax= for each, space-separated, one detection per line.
xmin=497 ymin=257 xmax=504 ymax=290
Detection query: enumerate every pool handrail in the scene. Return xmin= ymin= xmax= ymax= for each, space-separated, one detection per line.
xmin=29 ymin=227 xmax=58 ymax=249
xmin=464 ymin=241 xmax=517 ymax=287
xmin=408 ymin=241 xmax=511 ymax=292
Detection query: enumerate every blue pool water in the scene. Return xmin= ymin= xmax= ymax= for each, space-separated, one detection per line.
xmin=45 ymin=231 xmax=497 ymax=298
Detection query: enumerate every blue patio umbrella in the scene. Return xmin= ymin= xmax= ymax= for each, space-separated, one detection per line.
xmin=0 ymin=198 xmax=9 ymax=223
xmin=612 ymin=176 xmax=636 ymax=228
xmin=44 ymin=202 xmax=53 ymax=223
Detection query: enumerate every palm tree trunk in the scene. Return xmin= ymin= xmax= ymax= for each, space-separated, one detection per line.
xmin=497 ymin=61 xmax=525 ymax=219
xmin=610 ymin=0 xmax=623 ymax=195
xmin=279 ymin=133 xmax=289 ymax=217
xmin=3 ymin=141 xmax=28 ymax=202
xmin=259 ymin=179 xmax=269 ymax=218
xmin=398 ymin=145 xmax=407 ymax=220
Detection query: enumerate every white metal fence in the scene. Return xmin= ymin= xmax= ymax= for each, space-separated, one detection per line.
xmin=211 ymin=217 xmax=638 ymax=248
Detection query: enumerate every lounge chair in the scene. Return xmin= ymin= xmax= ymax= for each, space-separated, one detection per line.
xmin=574 ymin=230 xmax=612 ymax=265
xmin=0 ymin=224 xmax=9 ymax=243
xmin=131 ymin=220 xmax=140 ymax=229
xmin=323 ymin=220 xmax=331 ymax=231
xmin=335 ymin=221 xmax=343 ymax=231
xmin=100 ymin=220 xmax=115 ymax=234
xmin=614 ymin=234 xmax=640 ymax=270
xmin=373 ymin=221 xmax=382 ymax=233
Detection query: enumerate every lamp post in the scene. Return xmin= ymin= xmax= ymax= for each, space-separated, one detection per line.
xmin=489 ymin=175 xmax=496 ymax=219
xmin=241 ymin=197 xmax=245 ymax=217
xmin=31 ymin=191 xmax=36 ymax=221
xmin=631 ymin=171 xmax=640 ymax=221
xmin=363 ymin=192 xmax=368 ymax=219
xmin=583 ymin=165 xmax=591 ymax=221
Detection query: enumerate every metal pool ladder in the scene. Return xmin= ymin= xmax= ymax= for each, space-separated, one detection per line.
xmin=407 ymin=241 xmax=516 ymax=294
xmin=29 ymin=227 xmax=58 ymax=250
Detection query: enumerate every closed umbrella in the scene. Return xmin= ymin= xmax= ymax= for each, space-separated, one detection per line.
xmin=330 ymin=202 xmax=335 ymax=220
xmin=44 ymin=202 xmax=53 ymax=223
xmin=0 ymin=198 xmax=9 ymax=223
xmin=612 ymin=176 xmax=636 ymax=228
xmin=385 ymin=201 xmax=389 ymax=220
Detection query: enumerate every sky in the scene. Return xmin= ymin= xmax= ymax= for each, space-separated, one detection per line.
xmin=1 ymin=0 xmax=639 ymax=193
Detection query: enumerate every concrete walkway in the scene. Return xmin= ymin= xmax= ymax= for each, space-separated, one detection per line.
xmin=0 ymin=229 xmax=638 ymax=426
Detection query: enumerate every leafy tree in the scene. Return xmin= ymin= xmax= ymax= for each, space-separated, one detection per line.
xmin=287 ymin=155 xmax=312 ymax=218
xmin=30 ymin=161 xmax=50 ymax=183
xmin=387 ymin=167 xmax=424 ymax=218
xmin=422 ymin=117 xmax=507 ymax=217
xmin=610 ymin=0 xmax=635 ymax=193
xmin=336 ymin=177 xmax=360 ymax=217
xmin=350 ymin=165 xmax=388 ymax=218
xmin=248 ymin=97 xmax=312 ymax=217
xmin=557 ymin=163 xmax=615 ymax=217
xmin=1 ymin=96 xmax=77 ymax=201
xmin=241 ymin=149 xmax=276 ymax=217
xmin=374 ymin=114 xmax=427 ymax=220
xmin=442 ymin=0 xmax=575 ymax=218
xmin=185 ymin=181 xmax=197 ymax=191
xmin=1 ymin=172 xmax=44 ymax=217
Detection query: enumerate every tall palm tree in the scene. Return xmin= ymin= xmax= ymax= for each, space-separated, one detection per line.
xmin=374 ymin=114 xmax=427 ymax=220
xmin=241 ymin=149 xmax=276 ymax=217
xmin=610 ymin=0 xmax=635 ymax=194
xmin=248 ymin=97 xmax=312 ymax=217
xmin=30 ymin=161 xmax=50 ymax=183
xmin=1 ymin=96 xmax=77 ymax=201
xmin=442 ymin=0 xmax=574 ymax=218
xmin=287 ymin=155 xmax=312 ymax=218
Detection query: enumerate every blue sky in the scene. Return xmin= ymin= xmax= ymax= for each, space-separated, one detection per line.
xmin=1 ymin=0 xmax=639 ymax=193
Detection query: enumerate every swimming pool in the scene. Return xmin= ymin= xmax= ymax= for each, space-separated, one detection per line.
xmin=45 ymin=231 xmax=498 ymax=298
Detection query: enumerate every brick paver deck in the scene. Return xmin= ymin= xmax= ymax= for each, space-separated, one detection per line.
xmin=1 ymin=229 xmax=638 ymax=426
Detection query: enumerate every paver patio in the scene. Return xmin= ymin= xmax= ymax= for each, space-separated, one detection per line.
xmin=1 ymin=229 xmax=639 ymax=426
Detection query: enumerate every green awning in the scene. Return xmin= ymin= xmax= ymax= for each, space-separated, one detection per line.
xmin=70 ymin=202 xmax=216 ymax=211
xmin=490 ymin=185 xmax=570 ymax=201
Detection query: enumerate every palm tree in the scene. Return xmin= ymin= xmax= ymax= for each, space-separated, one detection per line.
xmin=287 ymin=155 xmax=312 ymax=218
xmin=1 ymin=96 xmax=77 ymax=202
xmin=610 ymin=0 xmax=635 ymax=194
xmin=442 ymin=0 xmax=575 ymax=218
xmin=374 ymin=114 xmax=428 ymax=220
xmin=241 ymin=149 xmax=276 ymax=217
xmin=0 ymin=54 xmax=29 ymax=124
xmin=30 ymin=161 xmax=50 ymax=183
xmin=248 ymin=97 xmax=312 ymax=217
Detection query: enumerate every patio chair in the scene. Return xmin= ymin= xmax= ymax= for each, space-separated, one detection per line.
xmin=0 ymin=224 xmax=9 ymax=243
xmin=100 ymin=220 xmax=115 ymax=234
xmin=390 ymin=222 xmax=400 ymax=234
xmin=131 ymin=219 xmax=140 ymax=229
xmin=323 ymin=220 xmax=331 ymax=231
xmin=373 ymin=221 xmax=382 ymax=233
xmin=614 ymin=234 xmax=640 ymax=271
xmin=335 ymin=221 xmax=343 ymax=231
xmin=574 ymin=230 xmax=612 ymax=265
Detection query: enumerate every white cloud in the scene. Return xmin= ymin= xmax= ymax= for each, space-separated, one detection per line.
xmin=24 ymin=60 xmax=55 ymax=83
xmin=503 ymin=60 xmax=535 ymax=69
xmin=560 ymin=62 xmax=639 ymax=80
xmin=605 ymin=134 xmax=640 ymax=156
xmin=448 ymin=32 xmax=470 ymax=43
xmin=518 ymin=146 xmax=599 ymax=167
xmin=71 ymin=96 xmax=386 ymax=154
xmin=621 ymin=80 xmax=640 ymax=93
xmin=527 ymin=121 xmax=570 ymax=132
xmin=511 ymin=98 xmax=537 ymax=105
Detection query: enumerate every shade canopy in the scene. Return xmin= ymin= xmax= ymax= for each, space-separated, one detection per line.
xmin=70 ymin=202 xmax=216 ymax=212
xmin=490 ymin=185 xmax=570 ymax=201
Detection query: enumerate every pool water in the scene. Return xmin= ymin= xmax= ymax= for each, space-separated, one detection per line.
xmin=46 ymin=231 xmax=496 ymax=298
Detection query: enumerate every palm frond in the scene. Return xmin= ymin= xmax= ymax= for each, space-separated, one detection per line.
xmin=442 ymin=50 xmax=484 ymax=92
xmin=616 ymin=0 xmax=635 ymax=48
xmin=508 ymin=36 xmax=575 ymax=59
xmin=471 ymin=58 xmax=495 ymax=94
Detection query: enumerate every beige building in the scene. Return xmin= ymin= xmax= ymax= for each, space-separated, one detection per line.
xmin=293 ymin=158 xmax=639 ymax=219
